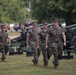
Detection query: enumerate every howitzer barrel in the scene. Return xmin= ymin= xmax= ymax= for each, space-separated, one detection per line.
xmin=66 ymin=24 xmax=76 ymax=29
xmin=0 ymin=43 xmax=3 ymax=46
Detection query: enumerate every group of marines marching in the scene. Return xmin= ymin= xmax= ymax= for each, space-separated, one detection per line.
xmin=26 ymin=18 xmax=66 ymax=69
xmin=0 ymin=18 xmax=66 ymax=70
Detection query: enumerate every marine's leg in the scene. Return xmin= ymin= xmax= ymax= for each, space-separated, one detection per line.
xmin=1 ymin=46 xmax=6 ymax=61
xmin=4 ymin=45 xmax=9 ymax=55
xmin=52 ymin=47 xmax=59 ymax=69
xmin=41 ymin=44 xmax=48 ymax=67
xmin=47 ymin=46 xmax=52 ymax=60
xmin=37 ymin=48 xmax=41 ymax=57
xmin=32 ymin=46 xmax=38 ymax=65
xmin=58 ymin=42 xmax=63 ymax=60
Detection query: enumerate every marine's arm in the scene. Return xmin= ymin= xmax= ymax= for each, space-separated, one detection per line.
xmin=62 ymin=32 xmax=66 ymax=46
xmin=26 ymin=32 xmax=30 ymax=47
xmin=45 ymin=34 xmax=49 ymax=48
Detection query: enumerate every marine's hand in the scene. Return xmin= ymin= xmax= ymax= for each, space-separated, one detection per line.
xmin=8 ymin=43 xmax=10 ymax=46
xmin=27 ymin=45 xmax=29 ymax=47
xmin=8 ymin=42 xmax=10 ymax=46
xmin=37 ymin=45 xmax=39 ymax=49
xmin=64 ymin=42 xmax=66 ymax=46
xmin=46 ymin=45 xmax=48 ymax=49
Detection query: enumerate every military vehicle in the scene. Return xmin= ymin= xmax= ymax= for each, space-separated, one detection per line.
xmin=65 ymin=24 xmax=76 ymax=48
xmin=60 ymin=24 xmax=76 ymax=59
xmin=9 ymin=29 xmax=27 ymax=55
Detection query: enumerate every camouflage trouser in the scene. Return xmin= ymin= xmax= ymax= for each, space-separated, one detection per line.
xmin=58 ymin=42 xmax=63 ymax=59
xmin=48 ymin=42 xmax=59 ymax=66
xmin=47 ymin=48 xmax=51 ymax=60
xmin=40 ymin=44 xmax=48 ymax=66
xmin=0 ymin=44 xmax=6 ymax=61
xmin=30 ymin=42 xmax=38 ymax=63
xmin=37 ymin=48 xmax=41 ymax=57
xmin=4 ymin=45 xmax=9 ymax=55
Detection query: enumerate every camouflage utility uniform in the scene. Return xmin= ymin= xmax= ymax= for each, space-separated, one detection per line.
xmin=48 ymin=27 xmax=64 ymax=67
xmin=27 ymin=28 xmax=38 ymax=65
xmin=0 ymin=31 xmax=8 ymax=61
xmin=38 ymin=29 xmax=49 ymax=66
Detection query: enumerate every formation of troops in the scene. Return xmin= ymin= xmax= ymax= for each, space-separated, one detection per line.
xmin=0 ymin=18 xmax=66 ymax=69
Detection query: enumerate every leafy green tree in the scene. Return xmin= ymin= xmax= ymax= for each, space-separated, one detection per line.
xmin=0 ymin=0 xmax=29 ymax=23
xmin=31 ymin=0 xmax=76 ymax=25
xmin=31 ymin=0 xmax=51 ymax=23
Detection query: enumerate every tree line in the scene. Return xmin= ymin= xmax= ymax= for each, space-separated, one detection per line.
xmin=0 ymin=0 xmax=76 ymax=25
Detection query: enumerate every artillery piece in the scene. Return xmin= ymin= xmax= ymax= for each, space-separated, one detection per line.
xmin=9 ymin=30 xmax=27 ymax=55
xmin=62 ymin=24 xmax=76 ymax=59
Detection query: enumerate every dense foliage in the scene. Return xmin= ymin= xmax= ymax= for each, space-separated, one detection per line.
xmin=0 ymin=0 xmax=76 ymax=25
xmin=32 ymin=0 xmax=76 ymax=25
xmin=0 ymin=0 xmax=29 ymax=23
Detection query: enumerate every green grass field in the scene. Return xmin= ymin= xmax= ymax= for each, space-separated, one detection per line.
xmin=0 ymin=53 xmax=76 ymax=75
xmin=8 ymin=30 xmax=20 ymax=39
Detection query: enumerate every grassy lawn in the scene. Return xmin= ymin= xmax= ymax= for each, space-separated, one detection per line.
xmin=8 ymin=30 xmax=20 ymax=39
xmin=0 ymin=53 xmax=76 ymax=75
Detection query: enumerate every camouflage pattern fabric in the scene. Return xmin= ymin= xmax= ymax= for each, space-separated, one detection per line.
xmin=39 ymin=29 xmax=49 ymax=66
xmin=48 ymin=27 xmax=64 ymax=65
xmin=27 ymin=28 xmax=38 ymax=63
xmin=0 ymin=31 xmax=8 ymax=61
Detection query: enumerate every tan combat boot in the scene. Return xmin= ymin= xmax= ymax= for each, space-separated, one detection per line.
xmin=1 ymin=56 xmax=6 ymax=62
xmin=54 ymin=65 xmax=60 ymax=70
xmin=32 ymin=59 xmax=38 ymax=66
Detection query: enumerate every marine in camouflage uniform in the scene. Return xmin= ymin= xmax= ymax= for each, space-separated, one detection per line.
xmin=26 ymin=23 xmax=38 ymax=65
xmin=0 ymin=25 xmax=9 ymax=61
xmin=38 ymin=23 xmax=49 ymax=67
xmin=48 ymin=19 xmax=66 ymax=69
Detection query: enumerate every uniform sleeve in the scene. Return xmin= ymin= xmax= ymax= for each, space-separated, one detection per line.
xmin=38 ymin=30 xmax=41 ymax=38
xmin=46 ymin=33 xmax=49 ymax=38
xmin=37 ymin=34 xmax=40 ymax=39
xmin=47 ymin=28 xmax=52 ymax=35
xmin=27 ymin=30 xmax=31 ymax=36
xmin=61 ymin=27 xmax=65 ymax=32
xmin=5 ymin=32 xmax=8 ymax=38
xmin=27 ymin=32 xmax=30 ymax=36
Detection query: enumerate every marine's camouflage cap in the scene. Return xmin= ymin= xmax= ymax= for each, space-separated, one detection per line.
xmin=43 ymin=23 xmax=48 ymax=26
xmin=53 ymin=18 xmax=59 ymax=23
xmin=33 ymin=22 xmax=37 ymax=26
